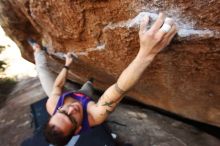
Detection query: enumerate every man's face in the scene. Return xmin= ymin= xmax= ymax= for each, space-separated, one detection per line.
xmin=49 ymin=102 xmax=83 ymax=135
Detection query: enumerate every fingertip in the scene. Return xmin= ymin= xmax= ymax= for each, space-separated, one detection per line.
xmin=175 ymin=24 xmax=179 ymax=32
xmin=144 ymin=16 xmax=150 ymax=25
xmin=145 ymin=15 xmax=150 ymax=20
xmin=165 ymin=17 xmax=174 ymax=25
xmin=158 ymin=12 xmax=165 ymax=19
xmin=140 ymin=15 xmax=150 ymax=32
xmin=142 ymin=15 xmax=149 ymax=24
xmin=169 ymin=25 xmax=177 ymax=34
xmin=171 ymin=24 xmax=178 ymax=34
xmin=174 ymin=25 xmax=178 ymax=31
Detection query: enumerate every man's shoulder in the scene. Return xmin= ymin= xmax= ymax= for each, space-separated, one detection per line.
xmin=87 ymin=101 xmax=96 ymax=109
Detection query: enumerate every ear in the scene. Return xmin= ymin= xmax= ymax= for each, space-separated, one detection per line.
xmin=74 ymin=125 xmax=82 ymax=135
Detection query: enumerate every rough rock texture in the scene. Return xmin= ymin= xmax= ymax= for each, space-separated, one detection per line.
xmin=0 ymin=0 xmax=220 ymax=127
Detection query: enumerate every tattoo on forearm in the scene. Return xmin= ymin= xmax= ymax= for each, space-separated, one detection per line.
xmin=102 ymin=101 xmax=115 ymax=108
xmin=99 ymin=101 xmax=117 ymax=116
xmin=105 ymin=109 xmax=112 ymax=114
xmin=115 ymin=83 xmax=126 ymax=94
xmin=100 ymin=109 xmax=113 ymax=116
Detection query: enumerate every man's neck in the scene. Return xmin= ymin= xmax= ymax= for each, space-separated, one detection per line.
xmin=63 ymin=95 xmax=78 ymax=105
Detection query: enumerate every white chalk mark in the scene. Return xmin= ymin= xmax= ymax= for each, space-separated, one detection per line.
xmin=74 ymin=52 xmax=88 ymax=56
xmin=74 ymin=44 xmax=105 ymax=57
xmin=52 ymin=52 xmax=66 ymax=59
xmin=87 ymin=44 xmax=105 ymax=52
xmin=104 ymin=12 xmax=219 ymax=38
xmin=51 ymin=44 xmax=106 ymax=59
xmin=178 ymin=29 xmax=214 ymax=38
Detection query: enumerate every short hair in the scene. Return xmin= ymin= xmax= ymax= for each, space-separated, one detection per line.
xmin=43 ymin=119 xmax=74 ymax=146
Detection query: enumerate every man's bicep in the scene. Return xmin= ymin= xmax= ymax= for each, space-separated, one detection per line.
xmin=50 ymin=85 xmax=62 ymax=98
xmin=90 ymin=84 xmax=124 ymax=125
xmin=46 ymin=86 xmax=62 ymax=115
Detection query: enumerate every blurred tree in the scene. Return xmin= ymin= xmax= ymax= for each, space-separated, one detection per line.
xmin=0 ymin=60 xmax=6 ymax=72
xmin=0 ymin=45 xmax=16 ymax=108
xmin=0 ymin=45 xmax=5 ymax=52
xmin=0 ymin=45 xmax=6 ymax=72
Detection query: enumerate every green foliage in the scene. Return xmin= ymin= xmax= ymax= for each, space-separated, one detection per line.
xmin=0 ymin=45 xmax=6 ymax=53
xmin=0 ymin=45 xmax=7 ymax=71
xmin=0 ymin=45 xmax=17 ymax=108
xmin=0 ymin=60 xmax=6 ymax=72
xmin=0 ymin=77 xmax=16 ymax=95
xmin=0 ymin=77 xmax=17 ymax=108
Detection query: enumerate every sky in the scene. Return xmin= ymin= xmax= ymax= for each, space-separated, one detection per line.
xmin=0 ymin=26 xmax=37 ymax=80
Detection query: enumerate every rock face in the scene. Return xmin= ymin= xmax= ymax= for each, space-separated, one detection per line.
xmin=0 ymin=0 xmax=219 ymax=127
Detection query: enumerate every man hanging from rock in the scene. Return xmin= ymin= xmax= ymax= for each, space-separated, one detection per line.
xmin=29 ymin=13 xmax=177 ymax=146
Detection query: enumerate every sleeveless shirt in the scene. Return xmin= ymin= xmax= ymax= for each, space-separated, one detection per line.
xmin=53 ymin=91 xmax=93 ymax=134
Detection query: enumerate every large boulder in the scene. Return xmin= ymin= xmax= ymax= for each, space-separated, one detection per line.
xmin=0 ymin=0 xmax=219 ymax=127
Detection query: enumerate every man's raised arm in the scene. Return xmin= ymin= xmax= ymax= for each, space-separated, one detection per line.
xmin=89 ymin=13 xmax=177 ymax=125
xmin=46 ymin=53 xmax=73 ymax=115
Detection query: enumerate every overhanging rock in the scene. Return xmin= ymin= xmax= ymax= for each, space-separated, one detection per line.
xmin=0 ymin=0 xmax=219 ymax=127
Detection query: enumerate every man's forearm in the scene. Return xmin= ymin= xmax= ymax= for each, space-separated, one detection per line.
xmin=53 ymin=53 xmax=73 ymax=88
xmin=91 ymin=51 xmax=156 ymax=125
xmin=53 ymin=68 xmax=68 ymax=88
xmin=116 ymin=51 xmax=155 ymax=92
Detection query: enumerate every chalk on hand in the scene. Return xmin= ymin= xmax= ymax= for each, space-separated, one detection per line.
xmin=71 ymin=52 xmax=78 ymax=59
xmin=165 ymin=17 xmax=173 ymax=25
xmin=63 ymin=52 xmax=78 ymax=60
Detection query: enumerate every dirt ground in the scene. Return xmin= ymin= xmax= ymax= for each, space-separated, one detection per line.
xmin=0 ymin=77 xmax=46 ymax=146
xmin=0 ymin=77 xmax=220 ymax=146
xmin=109 ymin=104 xmax=220 ymax=146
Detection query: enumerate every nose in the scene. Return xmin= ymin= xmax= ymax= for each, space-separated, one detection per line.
xmin=67 ymin=105 xmax=74 ymax=115
xmin=67 ymin=105 xmax=77 ymax=115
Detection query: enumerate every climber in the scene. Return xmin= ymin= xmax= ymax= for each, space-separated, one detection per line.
xmin=29 ymin=12 xmax=177 ymax=146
